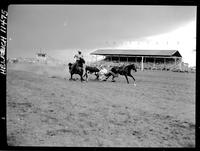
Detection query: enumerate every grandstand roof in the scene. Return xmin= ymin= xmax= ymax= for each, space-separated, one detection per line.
xmin=90 ymin=49 xmax=182 ymax=57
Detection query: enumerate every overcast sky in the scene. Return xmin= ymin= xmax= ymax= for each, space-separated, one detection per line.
xmin=7 ymin=5 xmax=196 ymax=66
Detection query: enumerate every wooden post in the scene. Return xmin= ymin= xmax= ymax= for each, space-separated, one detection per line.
xmin=141 ymin=56 xmax=144 ymax=71
xmin=164 ymin=58 xmax=166 ymax=65
xmin=174 ymin=57 xmax=177 ymax=66
xmin=164 ymin=58 xmax=166 ymax=69
xmin=135 ymin=57 xmax=137 ymax=69
xmin=179 ymin=57 xmax=182 ymax=70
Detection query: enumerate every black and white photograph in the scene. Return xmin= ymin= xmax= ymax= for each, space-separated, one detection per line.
xmin=5 ymin=4 xmax=196 ymax=147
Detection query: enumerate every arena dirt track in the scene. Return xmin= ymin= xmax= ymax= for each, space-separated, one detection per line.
xmin=7 ymin=63 xmax=195 ymax=147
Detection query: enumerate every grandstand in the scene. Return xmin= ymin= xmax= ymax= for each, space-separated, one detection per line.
xmin=90 ymin=49 xmax=185 ymax=71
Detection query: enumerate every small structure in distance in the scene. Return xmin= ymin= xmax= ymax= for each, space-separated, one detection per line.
xmin=36 ymin=51 xmax=47 ymax=63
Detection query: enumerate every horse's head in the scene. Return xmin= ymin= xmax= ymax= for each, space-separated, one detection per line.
xmin=68 ymin=63 xmax=73 ymax=70
xmin=131 ymin=64 xmax=137 ymax=72
xmin=68 ymin=63 xmax=72 ymax=67
xmin=127 ymin=64 xmax=137 ymax=72
xmin=79 ymin=57 xmax=85 ymax=64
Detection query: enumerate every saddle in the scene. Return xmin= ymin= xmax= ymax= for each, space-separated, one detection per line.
xmin=71 ymin=60 xmax=83 ymax=71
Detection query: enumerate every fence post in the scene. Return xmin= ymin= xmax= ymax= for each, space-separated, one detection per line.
xmin=141 ymin=56 xmax=144 ymax=71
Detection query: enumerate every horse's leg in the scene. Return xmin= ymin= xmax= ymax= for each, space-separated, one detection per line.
xmin=80 ymin=69 xmax=85 ymax=82
xmin=69 ymin=73 xmax=73 ymax=80
xmin=96 ymin=73 xmax=99 ymax=80
xmin=83 ymin=70 xmax=86 ymax=77
xmin=128 ymin=74 xmax=135 ymax=81
xmin=80 ymin=74 xmax=84 ymax=82
xmin=86 ymin=72 xmax=89 ymax=81
xmin=83 ymin=66 xmax=87 ymax=80
xmin=103 ymin=72 xmax=111 ymax=81
xmin=128 ymin=74 xmax=136 ymax=86
xmin=124 ymin=75 xmax=129 ymax=84
xmin=81 ymin=71 xmax=85 ymax=82
xmin=109 ymin=71 xmax=118 ymax=82
xmin=83 ymin=70 xmax=88 ymax=81
xmin=111 ymin=75 xmax=115 ymax=82
xmin=95 ymin=73 xmax=99 ymax=80
xmin=86 ymin=71 xmax=90 ymax=81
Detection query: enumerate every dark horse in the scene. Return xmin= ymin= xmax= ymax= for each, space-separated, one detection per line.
xmin=104 ymin=64 xmax=137 ymax=84
xmin=68 ymin=57 xmax=85 ymax=82
xmin=83 ymin=66 xmax=100 ymax=81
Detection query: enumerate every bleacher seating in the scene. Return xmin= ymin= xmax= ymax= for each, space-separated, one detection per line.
xmin=89 ymin=58 xmax=190 ymax=73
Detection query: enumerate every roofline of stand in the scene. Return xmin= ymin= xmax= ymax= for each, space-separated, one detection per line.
xmin=90 ymin=55 xmax=182 ymax=58
xmin=90 ymin=49 xmax=181 ymax=57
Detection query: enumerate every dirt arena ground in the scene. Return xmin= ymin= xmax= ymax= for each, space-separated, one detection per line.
xmin=6 ymin=63 xmax=195 ymax=147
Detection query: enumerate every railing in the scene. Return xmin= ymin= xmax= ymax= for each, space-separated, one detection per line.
xmin=90 ymin=59 xmax=190 ymax=72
